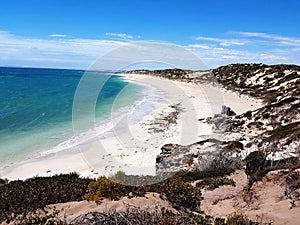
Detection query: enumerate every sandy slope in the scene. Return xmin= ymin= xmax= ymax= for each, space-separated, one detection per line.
xmin=201 ymin=170 xmax=300 ymax=225
xmin=45 ymin=192 xmax=176 ymax=223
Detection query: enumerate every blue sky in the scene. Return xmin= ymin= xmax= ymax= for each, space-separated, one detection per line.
xmin=0 ymin=0 xmax=300 ymax=69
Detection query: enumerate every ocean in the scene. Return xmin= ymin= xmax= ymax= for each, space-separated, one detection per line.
xmin=0 ymin=67 xmax=154 ymax=166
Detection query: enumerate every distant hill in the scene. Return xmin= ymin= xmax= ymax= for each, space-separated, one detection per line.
xmin=212 ymin=63 xmax=300 ymax=104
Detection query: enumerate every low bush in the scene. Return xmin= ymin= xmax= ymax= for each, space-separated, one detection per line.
xmin=267 ymin=156 xmax=300 ymax=171
xmin=84 ymin=174 xmax=202 ymax=212
xmin=70 ymin=208 xmax=254 ymax=225
xmin=0 ymin=178 xmax=8 ymax=187
xmin=245 ymin=151 xmax=266 ymax=177
xmin=285 ymin=171 xmax=300 ymax=199
xmin=179 ymin=152 xmax=239 ymax=183
xmin=0 ymin=173 xmax=93 ymax=223
xmin=10 ymin=208 xmax=256 ymax=225
xmin=109 ymin=170 xmax=168 ymax=186
xmin=245 ymin=150 xmax=300 ymax=188
xmin=84 ymin=176 xmax=145 ymax=202
xmin=196 ymin=177 xmax=236 ymax=190
xmin=223 ymin=141 xmax=244 ymax=151
xmin=226 ymin=213 xmax=252 ymax=225
xmin=148 ymin=176 xmax=202 ymax=212
xmin=84 ymin=152 xmax=241 ymax=212
xmin=12 ymin=208 xmax=66 ymax=225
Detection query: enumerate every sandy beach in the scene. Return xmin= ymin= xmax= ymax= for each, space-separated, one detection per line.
xmin=0 ymin=74 xmax=262 ymax=180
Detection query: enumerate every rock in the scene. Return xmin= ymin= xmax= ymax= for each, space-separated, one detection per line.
xmin=156 ymin=155 xmax=163 ymax=163
xmin=221 ymin=105 xmax=237 ymax=116
xmin=156 ymin=139 xmax=223 ymax=173
xmin=161 ymin=144 xmax=178 ymax=154
xmin=0 ymin=178 xmax=6 ymax=185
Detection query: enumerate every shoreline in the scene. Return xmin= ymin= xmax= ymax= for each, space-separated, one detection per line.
xmin=0 ymin=74 xmax=262 ymax=180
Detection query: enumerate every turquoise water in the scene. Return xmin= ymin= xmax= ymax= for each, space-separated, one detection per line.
xmin=0 ymin=67 xmax=146 ymax=165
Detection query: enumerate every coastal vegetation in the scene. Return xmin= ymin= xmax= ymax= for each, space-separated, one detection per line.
xmin=69 ymin=209 xmax=254 ymax=225
xmin=6 ymin=208 xmax=254 ymax=225
xmin=83 ymin=151 xmax=241 ymax=213
xmin=196 ymin=177 xmax=235 ymax=190
xmin=0 ymin=148 xmax=248 ymax=223
xmin=0 ymin=173 xmax=92 ymax=223
xmin=1 ymin=151 xmax=293 ymax=224
xmin=0 ymin=168 xmax=254 ymax=224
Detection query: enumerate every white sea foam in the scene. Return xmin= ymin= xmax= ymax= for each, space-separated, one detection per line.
xmin=119 ymin=76 xmax=137 ymax=83
xmin=39 ymin=79 xmax=166 ymax=157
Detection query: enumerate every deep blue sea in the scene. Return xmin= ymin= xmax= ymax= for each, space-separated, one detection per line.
xmin=0 ymin=67 xmax=149 ymax=165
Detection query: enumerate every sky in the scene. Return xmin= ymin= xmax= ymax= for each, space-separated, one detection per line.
xmin=0 ymin=0 xmax=300 ymax=69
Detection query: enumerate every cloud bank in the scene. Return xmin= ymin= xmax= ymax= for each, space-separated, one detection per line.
xmin=0 ymin=30 xmax=299 ymax=69
xmin=190 ymin=31 xmax=300 ymax=68
xmin=0 ymin=31 xmax=124 ymax=69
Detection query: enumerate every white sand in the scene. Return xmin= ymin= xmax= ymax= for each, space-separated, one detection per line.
xmin=0 ymin=75 xmax=262 ymax=180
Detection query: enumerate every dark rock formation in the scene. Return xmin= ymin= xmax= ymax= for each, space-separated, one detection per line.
xmin=221 ymin=105 xmax=237 ymax=116
xmin=156 ymin=139 xmax=223 ymax=173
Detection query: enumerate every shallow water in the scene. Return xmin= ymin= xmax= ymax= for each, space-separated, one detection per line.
xmin=0 ymin=67 xmax=152 ymax=165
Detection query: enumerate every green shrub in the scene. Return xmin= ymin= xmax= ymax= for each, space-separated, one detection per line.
xmin=16 ymin=208 xmax=66 ymax=225
xmin=85 ymin=165 xmax=240 ymax=212
xmin=196 ymin=177 xmax=236 ymax=190
xmin=214 ymin=217 xmax=226 ymax=225
xmin=266 ymin=122 xmax=300 ymax=143
xmin=149 ymin=176 xmax=202 ymax=212
xmin=245 ymin=151 xmax=269 ymax=188
xmin=0 ymin=173 xmax=92 ymax=223
xmin=84 ymin=173 xmax=202 ymax=212
xmin=285 ymin=171 xmax=300 ymax=198
xmin=269 ymin=157 xmax=300 ymax=170
xmin=109 ymin=170 xmax=169 ymax=186
xmin=226 ymin=214 xmax=252 ymax=225
xmin=223 ymin=141 xmax=244 ymax=152
xmin=169 ymin=168 xmax=233 ymax=184
xmin=266 ymin=93 xmax=278 ymax=103
xmin=245 ymin=151 xmax=266 ymax=177
xmin=71 ymin=208 xmax=216 ymax=225
xmin=70 ymin=208 xmax=254 ymax=224
xmin=84 ymin=176 xmax=145 ymax=202
xmin=0 ymin=178 xmax=8 ymax=187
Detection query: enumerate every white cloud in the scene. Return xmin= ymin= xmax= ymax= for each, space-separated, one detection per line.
xmin=0 ymin=31 xmax=125 ymax=69
xmin=190 ymin=32 xmax=300 ymax=68
xmin=0 ymin=30 xmax=299 ymax=69
xmin=105 ymin=32 xmax=136 ymax=40
xmin=195 ymin=36 xmax=246 ymax=46
xmin=49 ymin=34 xmax=68 ymax=38
xmin=232 ymin=31 xmax=300 ymax=47
xmin=187 ymin=44 xmax=210 ymax=49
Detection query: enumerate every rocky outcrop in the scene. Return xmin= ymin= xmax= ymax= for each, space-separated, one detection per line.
xmin=200 ymin=64 xmax=299 ymax=159
xmin=154 ymin=63 xmax=299 ymax=172
xmin=156 ymin=139 xmax=223 ymax=173
xmin=212 ymin=63 xmax=300 ymax=104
